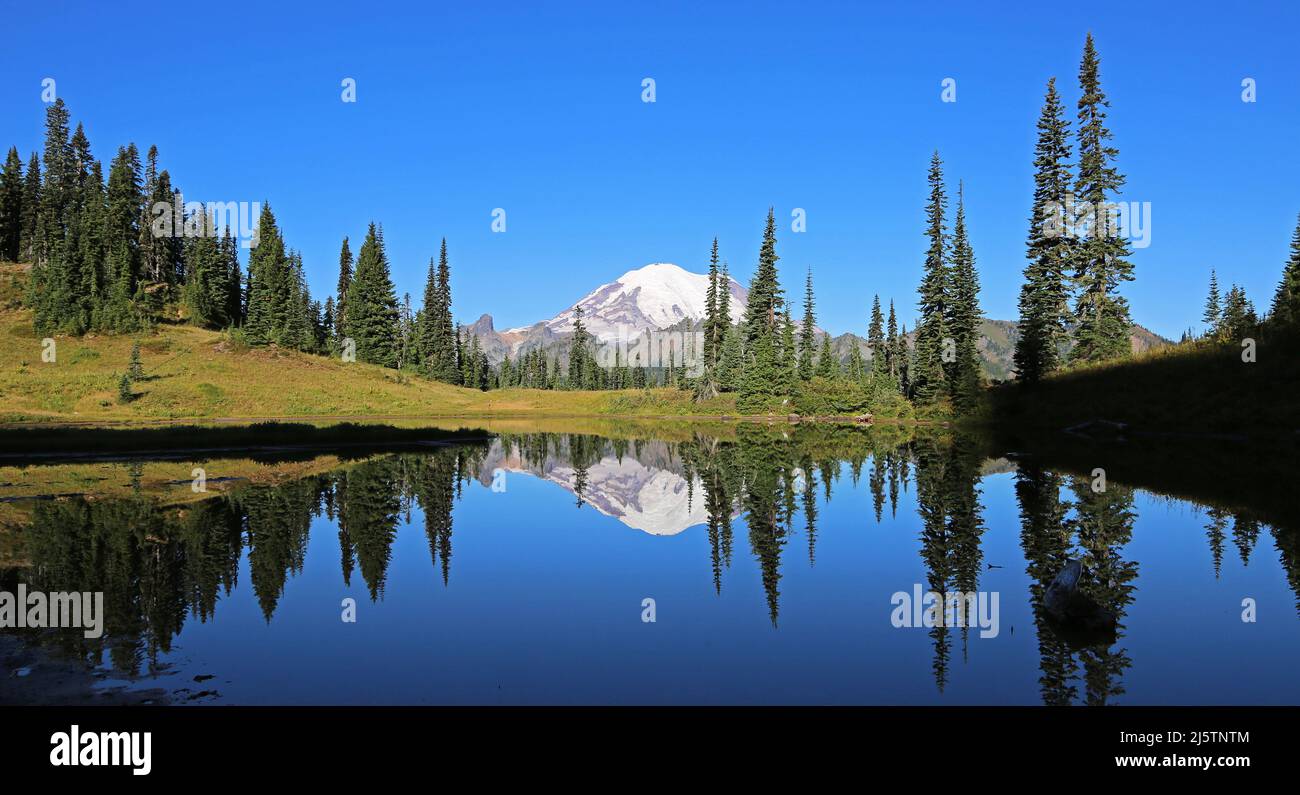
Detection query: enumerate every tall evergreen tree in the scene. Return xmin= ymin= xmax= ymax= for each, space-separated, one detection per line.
xmin=1269 ymin=214 xmax=1300 ymax=327
xmin=244 ymin=204 xmax=289 ymax=344
xmin=739 ymin=209 xmax=784 ymax=411
xmin=428 ymin=238 xmax=459 ymax=383
xmin=19 ymin=152 xmax=41 ymax=264
xmin=99 ymin=143 xmax=145 ymax=332
xmin=885 ymin=300 xmax=899 ymax=378
xmin=798 ymin=267 xmax=817 ymax=380
xmin=912 ymin=151 xmax=949 ymax=403
xmin=946 ymin=184 xmax=982 ymax=410
xmin=0 ymin=147 xmax=23 ymax=261
xmin=867 ymin=294 xmax=885 ymax=376
xmin=1203 ymin=268 xmax=1221 ymax=336
xmin=344 ymin=223 xmax=399 ymax=367
xmin=335 ymin=236 xmax=353 ymax=339
xmin=1014 ymin=77 xmax=1074 ymax=383
xmin=1070 ymin=34 xmax=1134 ymax=363
xmin=816 ymin=332 xmax=838 ymax=379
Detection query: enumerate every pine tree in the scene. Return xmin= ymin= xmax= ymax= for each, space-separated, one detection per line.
xmin=117 ymin=372 xmax=133 ymax=404
xmin=912 ymin=151 xmax=949 ymax=403
xmin=885 ymin=300 xmax=899 ymax=378
xmin=1014 ymin=77 xmax=1074 ymax=383
xmin=798 ymin=267 xmax=816 ymax=380
xmin=816 ymin=332 xmax=838 ymax=379
xmin=0 ymin=147 xmax=23 ymax=261
xmin=1070 ymin=33 xmax=1134 ymax=363
xmin=946 ymin=183 xmax=982 ymax=411
xmin=867 ymin=294 xmax=885 ymax=376
xmin=569 ymin=305 xmax=589 ymax=388
xmin=427 ymin=238 xmax=459 ymax=383
xmin=704 ymin=237 xmax=721 ymax=369
xmin=100 ymin=143 xmax=145 ymax=332
xmin=244 ymin=204 xmax=289 ymax=344
xmin=780 ymin=306 xmax=797 ymax=390
xmin=335 ymin=236 xmax=353 ymax=339
xmin=717 ymin=322 xmax=742 ymax=392
xmin=220 ymin=226 xmax=242 ymax=324
xmin=1203 ymin=269 xmax=1221 ymax=336
xmin=417 ymin=255 xmax=439 ymax=372
xmin=1268 ymin=214 xmax=1300 ymax=327
xmin=344 ymin=223 xmax=400 ymax=367
xmin=739 ymin=209 xmax=783 ymax=412
xmin=19 ymin=152 xmax=40 ymax=264
xmin=847 ymin=340 xmax=865 ymax=382
xmin=128 ymin=342 xmax=144 ymax=381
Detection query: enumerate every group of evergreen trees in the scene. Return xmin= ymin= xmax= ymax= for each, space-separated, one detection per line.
xmin=1014 ymin=34 xmax=1134 ymax=382
xmin=910 ymin=154 xmax=983 ymax=411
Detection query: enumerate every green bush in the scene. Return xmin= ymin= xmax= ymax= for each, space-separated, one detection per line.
xmin=789 ymin=376 xmax=913 ymax=418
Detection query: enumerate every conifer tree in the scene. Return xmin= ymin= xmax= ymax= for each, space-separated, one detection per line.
xmin=417 ymin=255 xmax=438 ymax=372
xmin=780 ymin=306 xmax=797 ymax=390
xmin=717 ymin=322 xmax=742 ymax=392
xmin=244 ymin=204 xmax=289 ymax=344
xmin=19 ymin=152 xmax=41 ymax=263
xmin=912 ymin=151 xmax=949 ymax=403
xmin=816 ymin=332 xmax=837 ymax=379
xmin=100 ymin=143 xmax=145 ymax=332
xmin=1014 ymin=77 xmax=1074 ymax=382
xmin=0 ymin=147 xmax=23 ymax=261
xmin=569 ymin=305 xmax=589 ymax=387
xmin=946 ymin=184 xmax=983 ymax=410
xmin=867 ymin=294 xmax=885 ymax=376
xmin=847 ymin=341 xmax=865 ymax=382
xmin=739 ymin=209 xmax=783 ymax=411
xmin=1269 ymin=214 xmax=1300 ymax=327
xmin=704 ymin=237 xmax=721 ymax=369
xmin=335 ymin=236 xmax=353 ymax=338
xmin=886 ymin=300 xmax=899 ymax=378
xmin=428 ymin=238 xmax=458 ymax=383
xmin=1070 ymin=34 xmax=1134 ymax=363
xmin=128 ymin=342 xmax=144 ymax=381
xmin=1203 ymin=269 xmax=1221 ymax=336
xmin=344 ymin=222 xmax=400 ymax=367
xmin=798 ymin=267 xmax=816 ymax=380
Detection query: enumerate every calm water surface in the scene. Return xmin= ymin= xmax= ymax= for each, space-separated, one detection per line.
xmin=4 ymin=425 xmax=1298 ymax=705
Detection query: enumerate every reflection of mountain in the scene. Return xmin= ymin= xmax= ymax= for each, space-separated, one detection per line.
xmin=479 ymin=439 xmax=714 ymax=536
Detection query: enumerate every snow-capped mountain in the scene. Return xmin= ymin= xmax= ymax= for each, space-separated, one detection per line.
xmin=508 ymin=262 xmax=746 ymax=339
xmin=475 ymin=263 xmax=746 ymax=363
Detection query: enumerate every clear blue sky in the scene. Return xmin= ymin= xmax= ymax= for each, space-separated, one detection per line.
xmin=3 ymin=0 xmax=1298 ymax=339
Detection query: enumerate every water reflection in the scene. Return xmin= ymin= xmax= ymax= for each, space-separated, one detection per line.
xmin=3 ymin=425 xmax=1299 ymax=704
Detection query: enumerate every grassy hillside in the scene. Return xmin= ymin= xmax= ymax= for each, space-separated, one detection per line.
xmin=988 ymin=331 xmax=1300 ymax=436
xmin=0 ymin=263 xmax=754 ymax=424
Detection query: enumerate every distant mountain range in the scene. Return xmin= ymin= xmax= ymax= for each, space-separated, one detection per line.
xmin=465 ymin=262 xmax=1171 ymax=380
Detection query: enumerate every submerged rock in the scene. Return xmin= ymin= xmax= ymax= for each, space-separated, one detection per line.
xmin=1043 ymin=559 xmax=1118 ymax=632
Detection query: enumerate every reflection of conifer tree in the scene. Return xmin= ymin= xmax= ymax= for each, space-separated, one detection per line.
xmin=177 ymin=498 xmax=244 ymax=623
xmin=887 ymin=450 xmax=900 ymax=518
xmin=1069 ymin=477 xmax=1137 ymax=706
xmin=412 ymin=449 xmax=459 ymax=586
xmin=801 ymin=457 xmax=819 ymax=566
xmin=737 ymin=426 xmax=789 ymax=626
xmin=912 ymin=441 xmax=952 ymax=691
xmin=1232 ymin=513 xmax=1260 ymax=566
xmin=1270 ymin=522 xmax=1300 ymax=616
xmin=240 ymin=478 xmax=318 ymax=620
xmin=869 ymin=453 xmax=886 ymax=523
xmin=945 ymin=439 xmax=986 ymax=660
xmin=1014 ymin=465 xmax=1078 ymax=706
xmin=1204 ymin=506 xmax=1229 ymax=578
xmin=338 ymin=458 xmax=403 ymax=602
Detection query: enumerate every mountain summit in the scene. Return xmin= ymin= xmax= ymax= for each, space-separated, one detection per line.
xmin=507 ymin=262 xmax=746 ymax=339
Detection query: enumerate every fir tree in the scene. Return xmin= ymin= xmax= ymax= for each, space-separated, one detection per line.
xmin=886 ymin=300 xmax=899 ymax=378
xmin=1014 ymin=77 xmax=1074 ymax=383
xmin=946 ymin=183 xmax=982 ymax=411
xmin=1070 ymin=33 xmax=1134 ymax=363
xmin=335 ymin=236 xmax=353 ymax=338
xmin=1269 ymin=214 xmax=1300 ymax=327
xmin=0 ymin=147 xmax=23 ymax=261
xmin=244 ymin=204 xmax=289 ymax=344
xmin=19 ymin=152 xmax=41 ymax=264
xmin=780 ymin=306 xmax=798 ymax=390
xmin=912 ymin=151 xmax=949 ymax=403
xmin=117 ymin=372 xmax=133 ymax=404
xmin=867 ymin=294 xmax=885 ymax=376
xmin=738 ymin=209 xmax=783 ymax=412
xmin=428 ymin=238 xmax=459 ymax=383
xmin=798 ymin=267 xmax=816 ymax=380
xmin=569 ymin=305 xmax=589 ymax=387
xmin=344 ymin=223 xmax=400 ymax=367
xmin=717 ymin=322 xmax=742 ymax=392
xmin=128 ymin=342 xmax=144 ymax=381
xmin=816 ymin=332 xmax=838 ymax=379
xmin=1203 ymin=268 xmax=1221 ymax=336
